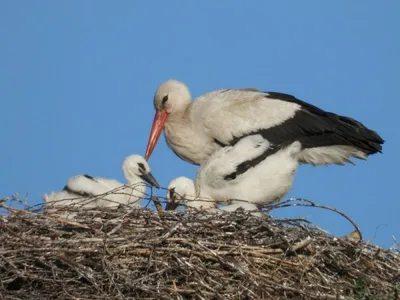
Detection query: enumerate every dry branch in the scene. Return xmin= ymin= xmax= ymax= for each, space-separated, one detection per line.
xmin=0 ymin=197 xmax=398 ymax=300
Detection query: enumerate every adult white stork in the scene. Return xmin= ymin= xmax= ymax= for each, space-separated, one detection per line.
xmin=165 ymin=134 xmax=301 ymax=216
xmin=145 ymin=79 xmax=384 ymax=166
xmin=43 ymin=154 xmax=160 ymax=210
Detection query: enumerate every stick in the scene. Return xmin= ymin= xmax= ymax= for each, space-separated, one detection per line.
xmin=152 ymin=196 xmax=164 ymax=212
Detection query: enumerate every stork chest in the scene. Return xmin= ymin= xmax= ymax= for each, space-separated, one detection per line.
xmin=164 ymin=121 xmax=219 ymax=165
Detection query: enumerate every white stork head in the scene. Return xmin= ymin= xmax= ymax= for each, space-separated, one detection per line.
xmin=154 ymin=79 xmax=192 ymax=113
xmin=122 ymin=155 xmax=160 ymax=188
xmin=165 ymin=176 xmax=216 ymax=211
xmin=146 ymin=79 xmax=191 ymax=160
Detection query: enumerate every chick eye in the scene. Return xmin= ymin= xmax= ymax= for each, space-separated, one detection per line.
xmin=137 ymin=162 xmax=146 ymax=173
xmin=162 ymin=95 xmax=169 ymax=105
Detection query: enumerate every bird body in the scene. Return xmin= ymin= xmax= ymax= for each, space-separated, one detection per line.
xmin=166 ymin=134 xmax=302 ymax=214
xmin=42 ymin=190 xmax=90 ymax=209
xmin=63 ymin=174 xmax=144 ymax=208
xmin=146 ymin=79 xmax=384 ymax=166
xmin=43 ymin=154 xmax=160 ymax=211
xmin=197 ymin=134 xmax=301 ymax=206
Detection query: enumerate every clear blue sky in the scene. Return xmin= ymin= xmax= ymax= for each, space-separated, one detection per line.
xmin=1 ymin=1 xmax=398 ymax=248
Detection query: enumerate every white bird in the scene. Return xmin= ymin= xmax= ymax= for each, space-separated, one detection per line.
xmin=166 ymin=177 xmax=262 ymax=217
xmin=166 ymin=176 xmax=216 ymax=210
xmin=145 ymin=79 xmax=384 ymax=166
xmin=43 ymin=154 xmax=160 ymax=211
xmin=165 ymin=134 xmax=302 ymax=216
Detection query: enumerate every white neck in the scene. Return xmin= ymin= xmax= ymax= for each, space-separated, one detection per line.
xmin=126 ymin=175 xmax=142 ymax=186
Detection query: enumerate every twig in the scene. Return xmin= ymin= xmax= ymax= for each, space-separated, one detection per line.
xmin=152 ymin=196 xmax=164 ymax=212
xmin=290 ymin=236 xmax=312 ymax=252
xmin=0 ymin=248 xmax=98 ymax=255
xmin=266 ymin=198 xmax=363 ymax=243
xmin=0 ymin=203 xmax=90 ymax=229
xmin=0 ymin=196 xmax=398 ymax=299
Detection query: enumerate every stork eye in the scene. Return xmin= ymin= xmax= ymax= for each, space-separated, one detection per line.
xmin=162 ymin=95 xmax=169 ymax=105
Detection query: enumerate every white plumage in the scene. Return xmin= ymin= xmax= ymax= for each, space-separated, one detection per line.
xmin=43 ymin=154 xmax=160 ymax=213
xmin=218 ymin=201 xmax=262 ymax=218
xmin=42 ymin=190 xmax=89 ymax=209
xmin=145 ymin=79 xmax=383 ymax=166
xmin=166 ymin=176 xmax=216 ymax=210
xmin=165 ymin=134 xmax=302 ymax=216
xmin=166 ymin=177 xmax=262 ymax=217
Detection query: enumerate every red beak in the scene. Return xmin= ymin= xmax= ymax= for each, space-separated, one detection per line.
xmin=145 ymin=110 xmax=169 ymax=160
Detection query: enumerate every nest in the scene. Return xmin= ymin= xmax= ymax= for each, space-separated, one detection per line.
xmin=0 ymin=195 xmax=399 ymax=300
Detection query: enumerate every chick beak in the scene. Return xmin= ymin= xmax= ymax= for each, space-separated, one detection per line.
xmin=140 ymin=171 xmax=160 ymax=189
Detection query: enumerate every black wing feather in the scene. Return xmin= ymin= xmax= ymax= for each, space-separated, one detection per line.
xmin=62 ymin=174 xmax=99 ymax=197
xmin=229 ymin=92 xmax=384 ymax=155
xmin=62 ymin=184 xmax=93 ymax=197
xmin=224 ymin=145 xmax=279 ymax=180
